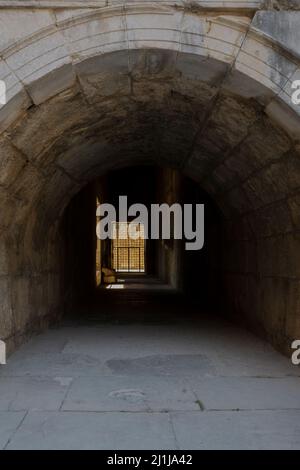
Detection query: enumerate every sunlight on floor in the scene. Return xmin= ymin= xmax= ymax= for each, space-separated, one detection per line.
xmin=106 ymin=284 xmax=125 ymax=289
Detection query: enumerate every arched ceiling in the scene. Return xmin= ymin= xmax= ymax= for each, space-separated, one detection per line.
xmin=0 ymin=2 xmax=299 ymax=248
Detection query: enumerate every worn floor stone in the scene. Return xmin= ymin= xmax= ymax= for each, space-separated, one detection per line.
xmin=0 ymin=351 xmax=109 ymax=378
xmin=1 ymin=305 xmax=300 ymax=449
xmin=171 ymin=410 xmax=300 ymax=450
xmin=0 ymin=377 xmax=72 ymax=412
xmin=5 ymin=411 xmax=177 ymax=450
xmin=0 ymin=412 xmax=26 ymax=449
xmin=62 ymin=375 xmax=199 ymax=412
xmin=106 ymin=354 xmax=214 ymax=377
xmin=188 ymin=377 xmax=300 ymax=410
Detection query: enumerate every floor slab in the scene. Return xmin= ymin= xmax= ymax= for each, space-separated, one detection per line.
xmin=0 ymin=412 xmax=26 ymax=450
xmin=0 ymin=351 xmax=111 ymax=378
xmin=6 ymin=411 xmax=177 ymax=450
xmin=62 ymin=375 xmax=199 ymax=412
xmin=171 ymin=410 xmax=300 ymax=450
xmin=0 ymin=377 xmax=72 ymax=411
xmin=188 ymin=377 xmax=300 ymax=410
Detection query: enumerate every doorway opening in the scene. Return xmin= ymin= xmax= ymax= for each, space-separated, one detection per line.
xmin=64 ymin=165 xmax=222 ymax=312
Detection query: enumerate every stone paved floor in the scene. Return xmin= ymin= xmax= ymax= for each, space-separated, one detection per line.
xmin=1 ymin=287 xmax=300 ymax=450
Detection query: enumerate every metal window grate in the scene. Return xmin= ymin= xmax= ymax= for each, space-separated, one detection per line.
xmin=112 ymin=222 xmax=145 ymax=273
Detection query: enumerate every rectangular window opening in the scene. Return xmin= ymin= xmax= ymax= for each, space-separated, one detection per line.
xmin=112 ymin=222 xmax=145 ymax=273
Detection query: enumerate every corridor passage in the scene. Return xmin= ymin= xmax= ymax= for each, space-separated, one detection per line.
xmin=0 ymin=284 xmax=300 ymax=450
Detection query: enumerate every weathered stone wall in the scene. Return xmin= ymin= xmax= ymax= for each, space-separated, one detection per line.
xmin=0 ymin=1 xmax=299 ymax=355
xmin=198 ymin=103 xmax=300 ymax=353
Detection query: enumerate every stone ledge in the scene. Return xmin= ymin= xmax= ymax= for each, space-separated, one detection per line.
xmin=0 ymin=0 xmax=300 ymax=11
xmin=0 ymin=0 xmax=275 ymax=12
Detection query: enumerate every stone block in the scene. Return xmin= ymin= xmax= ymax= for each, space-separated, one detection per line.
xmin=0 ymin=277 xmax=13 ymax=340
xmin=0 ymin=137 xmax=26 ymax=189
xmin=285 ymin=280 xmax=300 ymax=340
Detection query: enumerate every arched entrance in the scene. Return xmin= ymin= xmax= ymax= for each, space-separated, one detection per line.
xmin=0 ymin=3 xmax=300 ymax=356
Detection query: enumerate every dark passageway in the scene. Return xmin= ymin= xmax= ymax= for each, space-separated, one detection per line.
xmin=62 ymin=165 xmax=224 ymax=325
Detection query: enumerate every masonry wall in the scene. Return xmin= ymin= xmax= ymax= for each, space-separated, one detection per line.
xmin=218 ymin=170 xmax=300 ymax=355
xmin=0 ymin=218 xmax=64 ymax=355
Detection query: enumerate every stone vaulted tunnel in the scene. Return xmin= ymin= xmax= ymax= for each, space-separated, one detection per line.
xmin=0 ymin=1 xmax=300 ymax=359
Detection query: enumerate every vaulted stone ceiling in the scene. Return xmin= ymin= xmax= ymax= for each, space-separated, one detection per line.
xmin=0 ymin=48 xmax=298 ymax=241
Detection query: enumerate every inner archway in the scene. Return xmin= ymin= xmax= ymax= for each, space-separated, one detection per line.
xmin=62 ymin=165 xmax=223 ymax=313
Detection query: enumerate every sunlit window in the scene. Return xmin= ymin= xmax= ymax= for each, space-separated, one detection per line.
xmin=112 ymin=222 xmax=145 ymax=273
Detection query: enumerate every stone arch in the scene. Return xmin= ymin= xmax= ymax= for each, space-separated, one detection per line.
xmin=0 ymin=2 xmax=300 ymax=353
